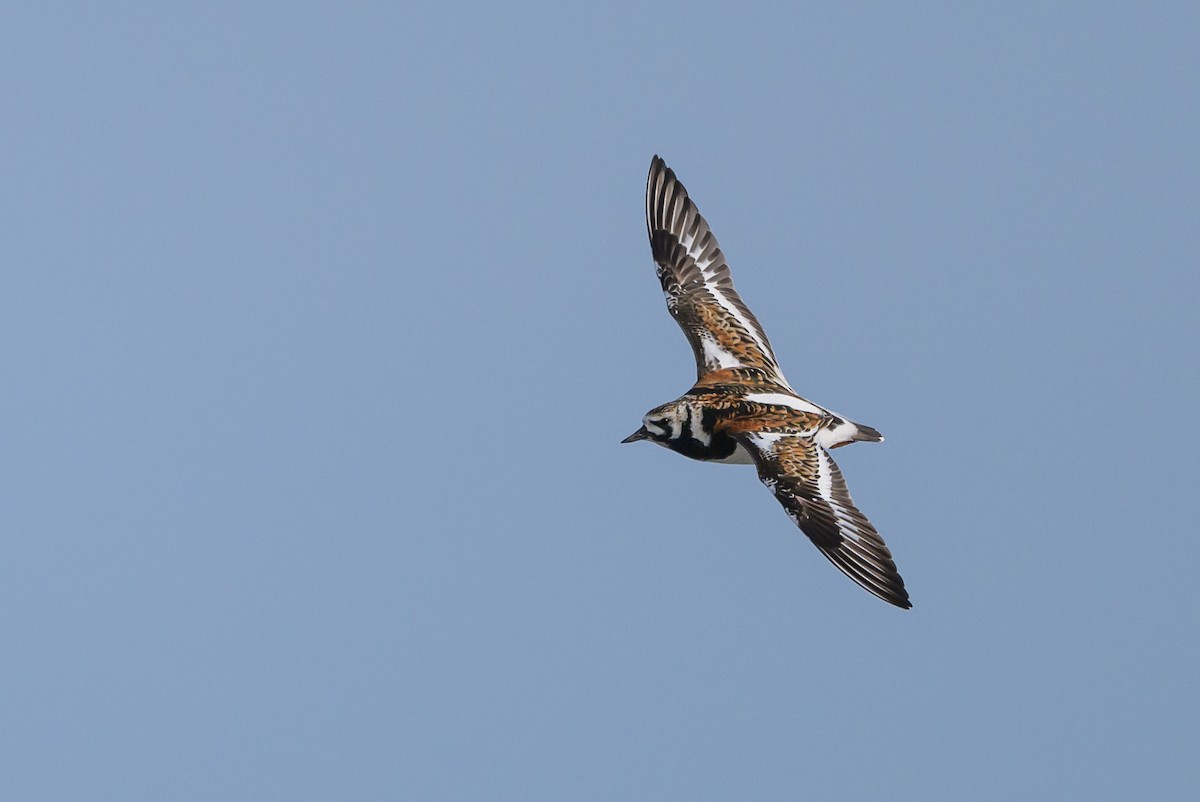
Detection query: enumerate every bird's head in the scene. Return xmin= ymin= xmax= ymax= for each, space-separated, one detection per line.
xmin=621 ymin=400 xmax=692 ymax=447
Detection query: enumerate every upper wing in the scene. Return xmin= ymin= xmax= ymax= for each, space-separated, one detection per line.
xmin=645 ymin=156 xmax=786 ymax=384
xmin=732 ymin=429 xmax=911 ymax=609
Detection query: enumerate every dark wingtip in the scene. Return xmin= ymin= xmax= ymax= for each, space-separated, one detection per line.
xmin=647 ymin=155 xmax=670 ymax=189
xmin=882 ymin=574 xmax=912 ymax=609
xmin=887 ymin=577 xmax=912 ymax=609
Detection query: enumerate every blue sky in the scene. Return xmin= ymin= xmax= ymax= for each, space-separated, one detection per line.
xmin=3 ymin=2 xmax=1198 ymax=799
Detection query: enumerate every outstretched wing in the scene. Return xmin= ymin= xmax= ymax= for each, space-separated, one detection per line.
xmin=732 ymin=429 xmax=911 ymax=609
xmin=646 ymin=156 xmax=786 ymax=384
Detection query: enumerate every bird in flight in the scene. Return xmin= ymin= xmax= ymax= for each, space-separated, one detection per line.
xmin=623 ymin=156 xmax=911 ymax=609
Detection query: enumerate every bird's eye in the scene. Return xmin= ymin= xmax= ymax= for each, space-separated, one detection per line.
xmin=643 ymin=418 xmax=672 ymax=439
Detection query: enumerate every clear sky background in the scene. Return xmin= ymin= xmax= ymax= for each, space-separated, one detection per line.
xmin=3 ymin=2 xmax=1197 ymax=800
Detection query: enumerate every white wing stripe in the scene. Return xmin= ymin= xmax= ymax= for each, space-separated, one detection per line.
xmin=701 ymin=335 xmax=741 ymax=369
xmin=743 ymin=431 xmax=786 ymax=453
xmin=816 ymin=446 xmax=835 ymax=502
xmin=818 ymin=448 xmax=866 ymax=543
xmin=743 ymin=392 xmax=826 ymax=415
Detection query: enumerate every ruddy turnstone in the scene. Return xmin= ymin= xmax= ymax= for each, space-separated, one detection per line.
xmin=623 ymin=156 xmax=911 ymax=609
